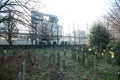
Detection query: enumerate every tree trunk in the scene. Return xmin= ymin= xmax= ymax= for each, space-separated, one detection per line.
xmin=7 ymin=32 xmax=13 ymax=46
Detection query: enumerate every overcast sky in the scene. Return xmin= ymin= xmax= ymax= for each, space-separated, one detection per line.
xmin=39 ymin=0 xmax=111 ymax=35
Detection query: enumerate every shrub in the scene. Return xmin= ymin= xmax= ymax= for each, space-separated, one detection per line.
xmin=53 ymin=41 xmax=57 ymax=45
xmin=107 ymin=41 xmax=120 ymax=65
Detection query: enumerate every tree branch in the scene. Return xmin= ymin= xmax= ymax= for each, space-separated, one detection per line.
xmin=0 ymin=0 xmax=10 ymax=10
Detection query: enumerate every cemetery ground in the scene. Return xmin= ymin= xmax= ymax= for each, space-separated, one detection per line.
xmin=0 ymin=47 xmax=119 ymax=80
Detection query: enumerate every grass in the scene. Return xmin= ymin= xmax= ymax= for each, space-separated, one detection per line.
xmin=0 ymin=47 xmax=119 ymax=80
xmin=25 ymin=48 xmax=119 ymax=80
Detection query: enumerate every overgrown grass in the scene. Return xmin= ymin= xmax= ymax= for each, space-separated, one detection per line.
xmin=1 ymin=47 xmax=119 ymax=80
xmin=23 ymin=48 xmax=119 ymax=80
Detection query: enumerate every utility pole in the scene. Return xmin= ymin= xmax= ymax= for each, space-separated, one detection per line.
xmin=57 ymin=25 xmax=59 ymax=45
xmin=77 ymin=24 xmax=80 ymax=45
xmin=73 ymin=23 xmax=76 ymax=45
xmin=35 ymin=22 xmax=38 ymax=47
xmin=68 ymin=25 xmax=71 ymax=45
xmin=35 ymin=23 xmax=37 ymax=46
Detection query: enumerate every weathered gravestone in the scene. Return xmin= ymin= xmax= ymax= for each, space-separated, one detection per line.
xmin=96 ymin=48 xmax=103 ymax=61
xmin=78 ymin=47 xmax=85 ymax=66
xmin=87 ymin=49 xmax=94 ymax=69
xmin=115 ymin=50 xmax=120 ymax=66
xmin=71 ymin=47 xmax=76 ymax=60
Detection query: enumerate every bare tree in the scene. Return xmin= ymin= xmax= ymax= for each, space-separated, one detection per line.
xmin=103 ymin=0 xmax=120 ymax=41
xmin=0 ymin=11 xmax=19 ymax=45
xmin=0 ymin=0 xmax=44 ymax=45
xmin=106 ymin=0 xmax=120 ymax=30
xmin=0 ymin=0 xmax=29 ymax=24
xmin=0 ymin=0 xmax=30 ymax=45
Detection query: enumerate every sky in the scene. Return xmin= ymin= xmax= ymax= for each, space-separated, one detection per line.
xmin=39 ymin=0 xmax=111 ymax=35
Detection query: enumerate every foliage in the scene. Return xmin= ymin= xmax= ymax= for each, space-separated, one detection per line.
xmin=108 ymin=41 xmax=120 ymax=65
xmin=90 ymin=22 xmax=110 ymax=49
xmin=107 ymin=41 xmax=120 ymax=51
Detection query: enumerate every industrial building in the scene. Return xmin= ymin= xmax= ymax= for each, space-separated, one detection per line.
xmin=0 ymin=10 xmax=62 ymax=45
xmin=30 ymin=10 xmax=62 ymax=45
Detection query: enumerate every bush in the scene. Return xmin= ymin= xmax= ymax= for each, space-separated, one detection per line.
xmin=61 ymin=41 xmax=67 ymax=45
xmin=107 ymin=41 xmax=120 ymax=65
xmin=53 ymin=41 xmax=57 ymax=45
xmin=107 ymin=41 xmax=120 ymax=51
xmin=47 ymin=42 xmax=51 ymax=45
xmin=39 ymin=41 xmax=47 ymax=45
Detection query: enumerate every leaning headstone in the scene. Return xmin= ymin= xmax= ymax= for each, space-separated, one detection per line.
xmin=62 ymin=57 xmax=66 ymax=70
xmin=96 ymin=48 xmax=103 ymax=61
xmin=71 ymin=47 xmax=75 ymax=60
xmin=78 ymin=49 xmax=85 ymax=66
xmin=107 ymin=53 xmax=111 ymax=63
xmin=105 ymin=48 xmax=112 ymax=63
xmin=87 ymin=50 xmax=94 ymax=69
xmin=49 ymin=52 xmax=56 ymax=65
xmin=0 ymin=49 xmax=5 ymax=63
xmin=63 ymin=49 xmax=66 ymax=57
xmin=74 ymin=48 xmax=77 ymax=60
xmin=57 ymin=52 xmax=60 ymax=69
xmin=27 ymin=50 xmax=34 ymax=65
xmin=115 ymin=50 xmax=120 ymax=66
xmin=17 ymin=60 xmax=26 ymax=80
xmin=53 ymin=52 xmax=56 ymax=64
